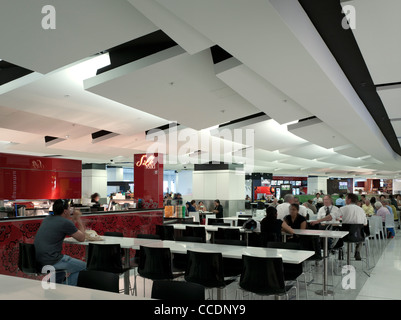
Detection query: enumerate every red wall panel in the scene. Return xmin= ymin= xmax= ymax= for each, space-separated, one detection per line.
xmin=134 ymin=153 xmax=163 ymax=209
xmin=0 ymin=153 xmax=81 ymax=200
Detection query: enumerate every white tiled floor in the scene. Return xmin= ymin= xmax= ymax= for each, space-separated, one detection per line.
xmin=120 ymin=227 xmax=401 ymax=300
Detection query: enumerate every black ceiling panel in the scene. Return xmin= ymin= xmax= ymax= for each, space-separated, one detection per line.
xmin=299 ymin=0 xmax=401 ymax=156
xmin=0 ymin=60 xmax=34 ymax=86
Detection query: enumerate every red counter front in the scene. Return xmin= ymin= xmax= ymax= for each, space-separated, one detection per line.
xmin=0 ymin=210 xmax=163 ymax=278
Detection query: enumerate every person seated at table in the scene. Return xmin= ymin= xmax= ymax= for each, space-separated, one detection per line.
xmin=370 ymin=196 xmax=377 ymax=212
xmin=375 ymin=201 xmax=390 ymax=223
xmin=196 ymin=201 xmax=206 ymax=211
xmin=396 ymin=194 xmax=401 ymax=208
xmin=293 ymin=197 xmax=308 ymax=217
xmin=362 ymin=199 xmax=374 ymax=216
xmin=260 ymin=206 xmax=294 ymax=244
xmin=311 ymin=193 xmax=367 ymax=260
xmin=276 ymin=194 xmax=294 ymax=220
xmin=312 ymin=193 xmax=323 ymax=206
xmin=213 ymin=199 xmax=223 ymax=218
xmin=317 ymin=195 xmax=339 ymax=222
xmin=34 ymin=199 xmax=86 ymax=286
xmin=186 ymin=200 xmax=197 ymax=212
xmin=335 ymin=194 xmax=346 ymax=207
xmin=307 ymin=199 xmax=317 ymax=214
xmin=283 ymin=203 xmax=307 ymax=230
xmin=90 ymin=193 xmax=101 ymax=207
xmin=245 ymin=195 xmax=251 ymax=201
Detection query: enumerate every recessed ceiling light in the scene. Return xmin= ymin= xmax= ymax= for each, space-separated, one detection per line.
xmin=65 ymin=135 xmax=70 ymax=139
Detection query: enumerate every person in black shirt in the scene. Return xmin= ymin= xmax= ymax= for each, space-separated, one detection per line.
xmin=284 ymin=203 xmax=307 ymax=230
xmin=90 ymin=193 xmax=100 ymax=208
xmin=213 ymin=200 xmax=223 ymax=218
xmin=260 ymin=206 xmax=294 ymax=244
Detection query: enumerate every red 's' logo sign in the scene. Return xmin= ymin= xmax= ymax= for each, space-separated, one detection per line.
xmin=135 ymin=155 xmax=156 ymax=169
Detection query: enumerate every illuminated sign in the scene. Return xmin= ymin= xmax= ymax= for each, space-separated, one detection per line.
xmin=135 ymin=155 xmax=156 ymax=169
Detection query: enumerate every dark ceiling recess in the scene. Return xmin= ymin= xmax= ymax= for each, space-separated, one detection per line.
xmin=0 ymin=60 xmax=33 ymax=86
xmin=210 ymin=45 xmax=233 ymax=64
xmin=298 ymin=0 xmax=401 ymax=156
xmin=145 ymin=122 xmax=180 ymax=136
xmin=96 ymin=30 xmax=178 ymax=75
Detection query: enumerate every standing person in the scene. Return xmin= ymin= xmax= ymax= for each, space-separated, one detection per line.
xmin=335 ymin=194 xmax=346 ymax=207
xmin=260 ymin=206 xmax=294 ymax=244
xmin=317 ymin=195 xmax=340 ymax=221
xmin=283 ymin=203 xmax=307 ymax=230
xmin=311 ymin=193 xmax=367 ymax=260
xmin=34 ymin=199 xmax=86 ymax=286
xmin=213 ymin=200 xmax=223 ymax=218
xmin=276 ymin=194 xmax=294 ymax=220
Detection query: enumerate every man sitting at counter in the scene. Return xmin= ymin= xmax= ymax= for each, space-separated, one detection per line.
xmin=34 ymin=199 xmax=86 ymax=286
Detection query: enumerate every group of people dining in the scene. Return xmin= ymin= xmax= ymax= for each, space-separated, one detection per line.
xmin=259 ymin=192 xmax=399 ymax=260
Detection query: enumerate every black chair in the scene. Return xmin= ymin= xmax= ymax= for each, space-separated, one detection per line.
xmin=173 ymin=236 xmax=204 ymax=271
xmin=184 ymin=226 xmax=206 ymax=243
xmin=181 ymin=221 xmax=200 ymax=225
xmin=236 ymin=255 xmax=296 ymax=300
xmin=136 ymin=234 xmax=161 ymax=240
xmin=216 ymin=227 xmax=241 ymax=241
xmin=138 ymin=246 xmax=183 ymax=297
xmin=185 ymin=250 xmax=235 ymax=299
xmin=18 ymin=242 xmax=68 ymax=284
xmin=237 ymin=219 xmax=248 ymax=227
xmin=247 ymin=232 xmax=263 ymax=247
xmin=266 ymin=242 xmax=307 ymax=299
xmin=104 ymin=231 xmax=124 ymax=237
xmin=208 ymin=218 xmax=225 ymax=226
xmin=340 ymin=224 xmax=366 ymax=265
xmin=151 ymin=280 xmax=205 ymax=300
xmin=156 ymin=225 xmax=175 ymax=241
xmin=77 ymin=270 xmax=119 ymax=293
xmin=86 ymin=243 xmax=135 ymax=294
xmin=257 ymin=202 xmax=265 ymax=209
xmin=214 ymin=239 xmax=246 ymax=278
xmin=245 ymin=202 xmax=251 ymax=210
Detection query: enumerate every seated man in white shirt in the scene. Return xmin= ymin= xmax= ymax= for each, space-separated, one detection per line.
xmin=276 ymin=194 xmax=294 ymax=220
xmin=317 ymin=195 xmax=340 ymax=221
xmin=311 ymin=193 xmax=367 ymax=260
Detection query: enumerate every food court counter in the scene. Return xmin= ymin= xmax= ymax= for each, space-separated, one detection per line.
xmin=0 ymin=209 xmax=163 ymax=278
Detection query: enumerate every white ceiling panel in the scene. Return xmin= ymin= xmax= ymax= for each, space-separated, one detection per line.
xmin=333 ymin=144 xmax=368 ymax=159
xmin=280 ymin=143 xmax=335 ymax=160
xmin=85 ymin=48 xmax=260 ymax=130
xmin=391 ymin=120 xmax=401 ymax=137
xmin=215 ymin=58 xmax=312 ymax=124
xmin=377 ymin=87 xmax=401 ymax=120
xmin=0 ymin=0 xmax=158 ymax=73
xmin=127 ymin=0 xmax=214 ymax=54
xmin=288 ymin=118 xmax=350 ymax=149
xmin=346 ymin=0 xmax=401 ymax=84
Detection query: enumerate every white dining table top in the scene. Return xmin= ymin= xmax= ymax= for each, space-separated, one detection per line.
xmin=140 ymin=240 xmax=314 ymax=264
xmin=0 ymin=274 xmax=150 ymax=300
xmin=64 ymin=236 xmax=314 ymax=264
xmin=288 ymin=229 xmax=349 ymax=239
xmin=168 ymin=223 xmax=245 ymax=233
xmin=64 ymin=236 xmax=162 ymax=249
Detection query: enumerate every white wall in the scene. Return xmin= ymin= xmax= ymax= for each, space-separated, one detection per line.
xmin=82 ymin=169 xmax=108 ymax=201
xmin=192 ymin=170 xmax=245 ymax=200
xmin=307 ymin=176 xmax=327 ymax=194
xmin=177 ymin=170 xmax=193 ymax=196
xmin=393 ymin=179 xmax=401 ymax=194
xmin=107 ymin=167 xmax=123 ymax=181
